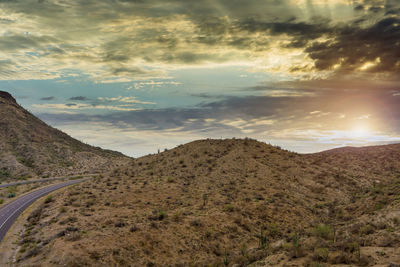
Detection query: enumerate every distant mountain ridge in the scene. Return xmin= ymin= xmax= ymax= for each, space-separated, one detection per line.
xmin=0 ymin=91 xmax=129 ymax=181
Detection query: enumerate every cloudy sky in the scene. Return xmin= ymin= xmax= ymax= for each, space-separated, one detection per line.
xmin=1 ymin=0 xmax=400 ymax=156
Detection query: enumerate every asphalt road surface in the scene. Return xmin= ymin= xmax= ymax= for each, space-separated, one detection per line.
xmin=0 ymin=175 xmax=92 ymax=188
xmin=0 ymin=179 xmax=86 ymax=243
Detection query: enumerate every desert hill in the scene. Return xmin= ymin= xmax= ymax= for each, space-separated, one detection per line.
xmin=0 ymin=91 xmax=129 ymax=182
xmin=11 ymin=139 xmax=400 ymax=266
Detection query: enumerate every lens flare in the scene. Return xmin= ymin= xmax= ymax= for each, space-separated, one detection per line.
xmin=348 ymin=123 xmax=371 ymax=139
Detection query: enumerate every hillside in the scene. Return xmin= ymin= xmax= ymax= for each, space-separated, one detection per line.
xmin=0 ymin=91 xmax=129 ymax=182
xmin=8 ymin=139 xmax=400 ymax=266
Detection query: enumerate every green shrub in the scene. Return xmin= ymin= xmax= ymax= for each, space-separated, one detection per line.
xmin=292 ymin=233 xmax=300 ymax=248
xmin=313 ymin=247 xmax=329 ymax=262
xmin=314 ymin=224 xmax=333 ymax=240
xmin=44 ymin=195 xmax=53 ymax=204
xmin=269 ymin=223 xmax=280 ymax=238
xmin=374 ymin=202 xmax=384 ymax=210
xmin=289 ymin=233 xmax=304 ymax=258
xmin=202 ymin=193 xmax=208 ymax=207
xmin=224 ymin=250 xmax=229 ymax=266
xmin=258 ymin=227 xmax=268 ymax=249
xmin=224 ymin=204 xmax=234 ymax=212
xmin=0 ymin=168 xmax=10 ymax=178
xmin=346 ymin=242 xmax=360 ymax=255
xmin=158 ymin=210 xmax=167 ymax=220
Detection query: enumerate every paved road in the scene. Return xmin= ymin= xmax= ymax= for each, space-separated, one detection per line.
xmin=0 ymin=177 xmax=68 ymax=189
xmin=0 ymin=175 xmax=94 ymax=188
xmin=0 ymin=179 xmax=86 ymax=243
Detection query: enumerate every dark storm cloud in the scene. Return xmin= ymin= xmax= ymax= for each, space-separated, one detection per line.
xmin=0 ymin=60 xmax=22 ymax=79
xmin=0 ymin=0 xmax=399 ymax=81
xmin=0 ymin=34 xmax=57 ymax=52
xmin=305 ymin=17 xmax=400 ymax=74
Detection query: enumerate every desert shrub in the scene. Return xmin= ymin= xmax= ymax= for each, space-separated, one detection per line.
xmin=224 ymin=204 xmax=235 ymax=212
xmin=189 ymin=219 xmax=204 ymax=227
xmin=257 ymin=227 xmax=268 ymax=249
xmin=288 ymin=233 xmax=304 ymax=258
xmin=158 ymin=210 xmax=167 ymax=220
xmin=310 ymin=263 xmax=326 ymax=267
xmin=359 ymin=224 xmax=374 ymax=235
xmin=313 ymin=247 xmax=329 ymax=262
xmin=374 ymin=202 xmax=384 ymax=210
xmin=345 ymin=242 xmax=359 ymax=253
xmin=202 ymin=193 xmax=208 ymax=207
xmin=205 ymin=227 xmax=216 ymax=239
xmin=372 ymin=185 xmax=383 ymax=194
xmin=130 ymin=225 xmax=139 ymax=232
xmin=17 ymin=156 xmax=34 ymax=168
xmin=0 ymin=199 xmax=3 ymax=204
xmin=0 ymin=168 xmax=9 ymax=178
xmin=224 ymin=250 xmax=230 ymax=266
xmin=64 ymin=216 xmax=78 ymax=224
xmin=65 ymin=232 xmax=81 ymax=241
xmin=172 ymin=211 xmax=183 ymax=222
xmin=269 ymin=223 xmax=281 ymax=238
xmin=314 ymin=224 xmax=333 ymax=240
xmin=44 ymin=195 xmax=53 ymax=204
xmin=89 ymin=251 xmax=101 ymax=260
xmin=114 ymin=221 xmax=125 ymax=227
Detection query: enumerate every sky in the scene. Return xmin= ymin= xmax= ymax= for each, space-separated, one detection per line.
xmin=1 ymin=0 xmax=400 ymax=157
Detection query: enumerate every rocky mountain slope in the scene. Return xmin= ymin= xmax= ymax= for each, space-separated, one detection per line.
xmin=0 ymin=91 xmax=129 ymax=182
xmin=10 ymin=139 xmax=400 ymax=266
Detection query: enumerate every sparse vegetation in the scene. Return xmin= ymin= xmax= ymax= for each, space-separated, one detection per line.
xmin=6 ymin=138 xmax=400 ymax=266
xmin=314 ymin=224 xmax=333 ymax=240
xmin=0 ymin=91 xmax=129 ymax=183
xmin=258 ymin=226 xmax=268 ymax=249
xmin=44 ymin=195 xmax=53 ymax=204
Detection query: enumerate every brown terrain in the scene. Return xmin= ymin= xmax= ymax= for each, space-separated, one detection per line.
xmin=0 ymin=91 xmax=129 ymax=183
xmin=5 ymin=138 xmax=400 ymax=266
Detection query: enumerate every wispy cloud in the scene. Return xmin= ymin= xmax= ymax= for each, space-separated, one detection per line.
xmin=33 ymin=103 xmax=142 ymax=112
xmin=98 ymin=96 xmax=156 ymax=105
xmin=131 ymin=80 xmax=182 ymax=90
xmin=36 ymin=87 xmax=400 ymax=156
xmin=40 ymin=96 xmax=56 ymax=101
xmin=68 ymin=96 xmax=91 ymax=101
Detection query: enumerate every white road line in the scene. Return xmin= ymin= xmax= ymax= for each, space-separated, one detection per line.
xmin=0 ymin=194 xmax=38 ymax=230
xmin=0 ymin=180 xmax=84 ymax=236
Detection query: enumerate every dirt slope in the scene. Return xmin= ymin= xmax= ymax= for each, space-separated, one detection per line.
xmin=0 ymin=91 xmax=129 ymax=182
xmin=9 ymin=139 xmax=400 ymax=266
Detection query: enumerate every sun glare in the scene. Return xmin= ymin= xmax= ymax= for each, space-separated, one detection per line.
xmin=349 ymin=124 xmax=371 ymax=139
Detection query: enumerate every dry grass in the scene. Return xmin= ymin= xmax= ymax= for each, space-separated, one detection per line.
xmin=9 ymin=139 xmax=400 ymax=266
xmin=0 ymin=93 xmax=129 ymax=183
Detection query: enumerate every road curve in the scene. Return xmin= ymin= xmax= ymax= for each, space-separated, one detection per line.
xmin=0 ymin=174 xmax=96 ymax=188
xmin=0 ymin=177 xmax=68 ymax=189
xmin=0 ymin=179 xmax=86 ymax=243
